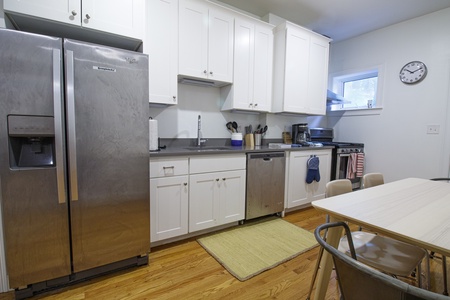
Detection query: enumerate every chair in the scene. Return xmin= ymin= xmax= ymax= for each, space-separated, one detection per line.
xmin=362 ymin=172 xmax=384 ymax=188
xmin=429 ymin=178 xmax=450 ymax=295
xmin=306 ymin=179 xmax=429 ymax=300
xmin=315 ymin=222 xmax=449 ymax=300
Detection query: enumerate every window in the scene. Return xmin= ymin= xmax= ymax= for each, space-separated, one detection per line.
xmin=329 ymin=65 xmax=383 ymax=112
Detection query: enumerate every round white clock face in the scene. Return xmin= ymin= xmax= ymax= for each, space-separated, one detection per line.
xmin=399 ymin=61 xmax=427 ymax=84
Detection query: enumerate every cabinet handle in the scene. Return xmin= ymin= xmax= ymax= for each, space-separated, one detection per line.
xmin=85 ymin=14 xmax=91 ymax=20
xmin=71 ymin=10 xmax=77 ymax=16
xmin=163 ymin=166 xmax=174 ymax=170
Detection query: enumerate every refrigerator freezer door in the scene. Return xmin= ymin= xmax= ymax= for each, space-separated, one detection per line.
xmin=0 ymin=29 xmax=71 ymax=288
xmin=64 ymin=39 xmax=150 ymax=272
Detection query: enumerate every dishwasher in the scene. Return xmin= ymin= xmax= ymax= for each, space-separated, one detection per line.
xmin=246 ymin=152 xmax=285 ymax=220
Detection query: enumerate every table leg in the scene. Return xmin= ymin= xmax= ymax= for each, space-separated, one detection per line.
xmin=313 ymin=216 xmax=343 ymax=300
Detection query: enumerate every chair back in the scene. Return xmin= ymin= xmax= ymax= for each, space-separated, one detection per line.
xmin=431 ymin=178 xmax=450 ymax=182
xmin=325 ymin=179 xmax=352 ymax=197
xmin=315 ymin=222 xmax=449 ymax=300
xmin=362 ymin=173 xmax=384 ymax=188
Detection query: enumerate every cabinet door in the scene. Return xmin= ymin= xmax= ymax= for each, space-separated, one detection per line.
xmin=4 ymin=0 xmax=81 ymax=25
xmin=310 ymin=150 xmax=331 ymax=201
xmin=283 ymin=26 xmax=309 ymax=113
xmin=150 ymin=176 xmax=189 ymax=242
xmin=305 ymin=35 xmax=329 ymax=115
xmin=207 ymin=8 xmax=234 ymax=83
xmin=252 ymin=24 xmax=273 ymax=112
xmin=146 ymin=0 xmax=178 ymax=105
xmin=231 ymin=18 xmax=255 ymax=110
xmin=218 ymin=170 xmax=246 ymax=224
xmin=82 ymin=0 xmax=145 ymax=39
xmin=189 ymin=172 xmax=220 ymax=232
xmin=287 ymin=150 xmax=331 ymax=208
xmin=178 ymin=0 xmax=209 ymax=79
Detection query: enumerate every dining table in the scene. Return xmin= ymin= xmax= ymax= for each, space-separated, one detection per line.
xmin=311 ymin=177 xmax=450 ymax=300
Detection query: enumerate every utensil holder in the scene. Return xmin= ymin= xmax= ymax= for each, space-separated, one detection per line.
xmin=231 ymin=133 xmax=243 ymax=146
xmin=254 ymin=134 xmax=262 ymax=146
xmin=245 ymin=133 xmax=254 ymax=147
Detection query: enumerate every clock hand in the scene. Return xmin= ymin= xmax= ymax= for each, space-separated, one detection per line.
xmin=412 ymin=67 xmax=423 ymax=73
xmin=404 ymin=69 xmax=413 ymax=74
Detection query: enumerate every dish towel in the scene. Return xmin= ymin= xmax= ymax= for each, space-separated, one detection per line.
xmin=356 ymin=153 xmax=365 ymax=178
xmin=306 ymin=156 xmax=320 ymax=183
xmin=346 ymin=153 xmax=357 ymax=179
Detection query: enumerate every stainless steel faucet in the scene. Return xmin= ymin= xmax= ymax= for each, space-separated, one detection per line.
xmin=197 ymin=115 xmax=206 ymax=146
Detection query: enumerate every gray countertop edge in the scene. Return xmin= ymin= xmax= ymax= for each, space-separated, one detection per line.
xmin=149 ymin=145 xmax=335 ymax=157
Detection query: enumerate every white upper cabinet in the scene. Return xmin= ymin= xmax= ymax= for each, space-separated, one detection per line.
xmin=145 ymin=0 xmax=178 ymax=105
xmin=221 ymin=16 xmax=273 ymax=112
xmin=272 ymin=21 xmax=330 ymax=115
xmin=178 ymin=0 xmax=234 ymax=85
xmin=4 ymin=0 xmax=145 ymax=40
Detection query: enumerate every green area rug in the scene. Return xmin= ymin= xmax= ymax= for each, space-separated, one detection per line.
xmin=197 ymin=217 xmax=318 ymax=281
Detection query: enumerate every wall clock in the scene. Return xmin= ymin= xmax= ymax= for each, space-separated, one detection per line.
xmin=399 ymin=61 xmax=427 ymax=84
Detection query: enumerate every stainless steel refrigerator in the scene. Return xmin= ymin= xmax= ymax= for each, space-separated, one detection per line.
xmin=0 ymin=29 xmax=149 ymax=295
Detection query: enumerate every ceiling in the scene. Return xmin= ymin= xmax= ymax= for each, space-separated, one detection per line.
xmin=214 ymin=0 xmax=450 ymax=42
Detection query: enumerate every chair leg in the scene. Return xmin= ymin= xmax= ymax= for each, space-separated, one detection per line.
xmin=306 ymin=245 xmax=325 ymax=300
xmin=443 ymin=256 xmax=448 ymax=296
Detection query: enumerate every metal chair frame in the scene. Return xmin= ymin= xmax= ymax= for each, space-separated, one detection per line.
xmin=314 ymin=222 xmax=449 ymax=300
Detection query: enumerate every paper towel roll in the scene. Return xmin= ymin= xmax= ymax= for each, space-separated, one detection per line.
xmin=149 ymin=119 xmax=158 ymax=151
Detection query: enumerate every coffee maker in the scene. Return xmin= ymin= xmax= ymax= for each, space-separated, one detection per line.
xmin=292 ymin=123 xmax=311 ymax=145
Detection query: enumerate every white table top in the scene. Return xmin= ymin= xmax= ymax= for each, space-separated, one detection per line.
xmin=312 ymin=177 xmax=450 ymax=256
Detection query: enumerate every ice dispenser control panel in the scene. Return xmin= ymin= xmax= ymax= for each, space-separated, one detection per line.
xmin=8 ymin=115 xmax=56 ymax=168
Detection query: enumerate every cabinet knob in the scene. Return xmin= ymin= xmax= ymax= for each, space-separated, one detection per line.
xmin=85 ymin=14 xmax=91 ymax=20
xmin=71 ymin=10 xmax=77 ymax=16
xmin=254 ymin=103 xmax=258 ymax=107
xmin=203 ymin=70 xmax=207 ymax=74
xmin=209 ymin=71 xmax=213 ymax=75
xmin=173 ymin=96 xmax=176 ymax=101
xmin=216 ymin=178 xmax=219 ymax=181
xmin=222 ymin=178 xmax=226 ymax=181
xmin=184 ymin=183 xmax=187 ymax=186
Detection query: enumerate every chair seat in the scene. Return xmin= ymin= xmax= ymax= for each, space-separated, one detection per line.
xmin=339 ymin=231 xmax=427 ymax=277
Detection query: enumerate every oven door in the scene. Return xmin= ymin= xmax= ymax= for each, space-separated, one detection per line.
xmin=336 ymin=153 xmax=362 ymax=189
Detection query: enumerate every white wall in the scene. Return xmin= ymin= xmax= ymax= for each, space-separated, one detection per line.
xmin=328 ymin=8 xmax=450 ymax=182
xmin=151 ymin=83 xmax=326 ymax=141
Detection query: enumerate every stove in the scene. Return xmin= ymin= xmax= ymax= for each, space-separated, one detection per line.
xmin=310 ymin=128 xmax=364 ymax=189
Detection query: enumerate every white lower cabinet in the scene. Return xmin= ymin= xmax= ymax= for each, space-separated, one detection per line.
xmin=286 ymin=149 xmax=332 ymax=209
xmin=150 ymin=154 xmax=246 ymax=242
xmin=150 ymin=158 xmax=189 ymax=242
xmin=189 ymin=169 xmax=246 ymax=232
xmin=189 ymin=155 xmax=246 ymax=233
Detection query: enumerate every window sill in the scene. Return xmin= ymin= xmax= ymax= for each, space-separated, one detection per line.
xmin=326 ymin=107 xmax=383 ymax=117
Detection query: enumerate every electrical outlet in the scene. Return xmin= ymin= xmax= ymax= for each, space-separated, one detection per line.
xmin=427 ymin=125 xmax=440 ymax=134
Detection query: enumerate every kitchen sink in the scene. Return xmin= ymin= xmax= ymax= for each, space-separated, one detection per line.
xmin=184 ymin=146 xmax=232 ymax=151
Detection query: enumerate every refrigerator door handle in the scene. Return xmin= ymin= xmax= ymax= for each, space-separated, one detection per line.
xmin=53 ymin=49 xmax=66 ymax=204
xmin=66 ymin=50 xmax=79 ymax=201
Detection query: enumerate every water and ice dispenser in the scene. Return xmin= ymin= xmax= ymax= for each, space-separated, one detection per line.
xmin=8 ymin=115 xmax=55 ymax=168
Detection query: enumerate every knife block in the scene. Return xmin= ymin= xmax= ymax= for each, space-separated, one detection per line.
xmin=245 ymin=133 xmax=254 ymax=147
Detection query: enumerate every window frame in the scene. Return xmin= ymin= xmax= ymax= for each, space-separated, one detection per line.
xmin=328 ymin=64 xmax=385 ymax=116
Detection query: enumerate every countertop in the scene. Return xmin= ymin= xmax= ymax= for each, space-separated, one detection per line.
xmin=149 ymin=144 xmax=334 ymax=157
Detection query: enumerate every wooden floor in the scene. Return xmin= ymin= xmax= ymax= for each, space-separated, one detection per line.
xmin=0 ymin=206 xmax=448 ymax=300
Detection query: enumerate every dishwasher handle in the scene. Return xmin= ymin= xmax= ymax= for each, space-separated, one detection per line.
xmin=247 ymin=152 xmax=285 ymax=160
